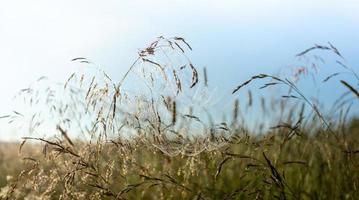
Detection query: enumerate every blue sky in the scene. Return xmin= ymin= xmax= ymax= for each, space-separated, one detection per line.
xmin=0 ymin=0 xmax=358 ymax=140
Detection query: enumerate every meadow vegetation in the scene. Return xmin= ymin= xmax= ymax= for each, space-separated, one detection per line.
xmin=0 ymin=37 xmax=358 ymax=199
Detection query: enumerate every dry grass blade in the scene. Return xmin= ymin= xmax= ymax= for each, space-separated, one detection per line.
xmin=263 ymin=153 xmax=283 ymax=186
xmin=233 ymin=99 xmax=239 ymax=122
xmin=295 ymin=44 xmax=331 ymax=57
xmin=232 ymin=74 xmax=268 ymax=94
xmin=80 ymin=60 xmax=91 ymax=64
xmin=57 ymin=125 xmax=74 ymax=147
xmin=189 ymin=63 xmax=199 ymax=88
xmin=262 ymin=152 xmax=288 ymax=200
xmin=282 ymin=161 xmax=307 ymax=166
xmin=18 ymin=140 xmax=26 ymax=154
xmin=22 ymin=157 xmax=37 ymax=163
xmin=118 ymin=183 xmax=145 ymax=196
xmin=296 ymin=46 xmax=317 ymax=57
xmin=340 ymin=80 xmax=359 ymax=99
xmin=203 ymin=67 xmax=208 ymax=87
xmin=328 ymin=42 xmax=344 ymax=59
xmin=173 ymin=37 xmax=192 ymax=50
xmin=103 ymin=71 xmax=112 ymax=82
xmin=163 ymin=174 xmax=192 ymax=191
xmin=343 ymin=150 xmax=359 ymax=154
xmin=87 ymin=183 xmax=116 ymax=197
xmin=172 ymin=101 xmax=177 ymax=125
xmin=64 ymin=73 xmax=75 ymax=89
xmin=174 ymin=41 xmax=185 ymax=53
xmin=247 ymin=90 xmax=253 ymax=107
xmin=259 ymin=82 xmax=279 ymax=89
xmin=22 ymin=137 xmax=80 ymax=157
xmin=36 ymin=76 xmax=47 ymax=82
xmin=85 ymin=76 xmax=96 ymax=99
xmin=184 ymin=114 xmax=201 ymax=122
xmin=142 ymin=58 xmax=162 ymax=69
xmin=71 ymin=57 xmax=87 ymax=61
xmin=173 ymin=70 xmax=182 ymax=94
xmin=13 ymin=111 xmax=23 ymax=116
xmin=215 ymin=157 xmax=231 ymax=179
xmin=282 ymin=95 xmax=299 ymax=99
xmin=112 ymin=94 xmax=117 ymax=119
xmin=142 ymin=58 xmax=168 ymax=81
xmin=322 ymin=73 xmax=340 ymax=82
xmin=336 ymin=61 xmax=349 ymax=69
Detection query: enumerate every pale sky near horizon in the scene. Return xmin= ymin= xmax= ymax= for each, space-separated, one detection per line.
xmin=0 ymin=0 xmax=358 ymax=140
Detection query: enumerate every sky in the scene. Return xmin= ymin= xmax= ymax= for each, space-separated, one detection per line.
xmin=0 ymin=0 xmax=358 ymax=140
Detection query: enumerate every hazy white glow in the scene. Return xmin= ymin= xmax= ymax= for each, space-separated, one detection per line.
xmin=0 ymin=0 xmax=137 ymax=140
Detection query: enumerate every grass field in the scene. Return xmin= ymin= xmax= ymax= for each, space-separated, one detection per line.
xmin=1 ymin=37 xmax=358 ymax=199
xmin=1 ymin=122 xmax=359 ymax=199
